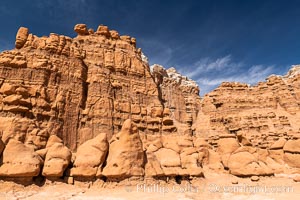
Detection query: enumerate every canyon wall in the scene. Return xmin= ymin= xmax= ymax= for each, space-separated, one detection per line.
xmin=0 ymin=24 xmax=300 ymax=184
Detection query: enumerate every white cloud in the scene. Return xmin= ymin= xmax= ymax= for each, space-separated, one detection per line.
xmin=185 ymin=55 xmax=243 ymax=78
xmin=197 ymin=65 xmax=273 ymax=85
xmin=178 ymin=55 xmax=275 ymax=95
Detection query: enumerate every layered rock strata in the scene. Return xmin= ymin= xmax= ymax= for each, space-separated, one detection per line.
xmin=0 ymin=24 xmax=300 ymax=184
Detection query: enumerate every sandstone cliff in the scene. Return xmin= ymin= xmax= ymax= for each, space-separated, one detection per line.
xmin=196 ymin=66 xmax=300 ymax=147
xmin=0 ymin=24 xmax=172 ymax=152
xmin=0 ymin=24 xmax=300 ymax=184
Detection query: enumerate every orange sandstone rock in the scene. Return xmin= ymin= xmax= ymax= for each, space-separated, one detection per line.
xmin=1 ymin=24 xmax=300 ymax=182
xmin=15 ymin=27 xmax=29 ymax=49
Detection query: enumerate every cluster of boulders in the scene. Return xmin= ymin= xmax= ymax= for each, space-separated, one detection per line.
xmin=1 ymin=118 xmax=300 ymax=184
xmin=0 ymin=119 xmax=205 ymax=183
xmin=0 ymin=120 xmax=135 ymax=182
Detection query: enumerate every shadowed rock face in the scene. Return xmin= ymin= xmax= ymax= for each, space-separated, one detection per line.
xmin=0 ymin=24 xmax=300 ymax=182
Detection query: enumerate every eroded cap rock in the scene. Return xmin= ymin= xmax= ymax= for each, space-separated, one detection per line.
xmin=96 ymin=25 xmax=110 ymax=37
xmin=74 ymin=24 xmax=89 ymax=36
xmin=15 ymin=27 xmax=29 ymax=49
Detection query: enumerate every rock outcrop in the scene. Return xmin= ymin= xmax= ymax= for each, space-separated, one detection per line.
xmin=283 ymin=139 xmax=300 ymax=168
xmin=0 ymin=24 xmax=168 ymax=153
xmin=71 ymin=133 xmax=108 ymax=177
xmin=42 ymin=140 xmax=72 ymax=178
xmin=102 ymin=119 xmax=145 ymax=179
xmin=152 ymin=64 xmax=201 ymax=135
xmin=227 ymin=147 xmax=273 ymax=176
xmin=0 ymin=24 xmax=300 ymax=184
xmin=0 ymin=139 xmax=42 ymax=178
xmin=196 ymin=68 xmax=300 ymax=145
xmin=15 ymin=27 xmax=29 ymax=49
xmin=143 ymin=133 xmax=203 ymax=178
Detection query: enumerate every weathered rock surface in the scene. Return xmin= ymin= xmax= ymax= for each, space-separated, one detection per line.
xmin=74 ymin=24 xmax=89 ymax=36
xmin=283 ymin=139 xmax=300 ymax=153
xmin=217 ymin=137 xmax=240 ymax=168
xmin=0 ymin=139 xmax=42 ymax=177
xmin=15 ymin=27 xmax=29 ymax=49
xmin=143 ymin=133 xmax=203 ymax=177
xmin=102 ymin=119 xmax=145 ymax=178
xmin=71 ymin=133 xmax=108 ymax=177
xmin=0 ymin=24 xmax=168 ymax=153
xmin=283 ymin=139 xmax=300 ymax=168
xmin=0 ymin=24 xmax=300 ymax=183
xmin=42 ymin=141 xmax=72 ymax=177
xmin=152 ymin=65 xmax=200 ymax=135
xmin=228 ymin=149 xmax=273 ymax=176
xmin=196 ymin=67 xmax=300 ymax=149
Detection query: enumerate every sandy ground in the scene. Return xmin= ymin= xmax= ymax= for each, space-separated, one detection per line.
xmin=0 ymin=173 xmax=299 ymax=200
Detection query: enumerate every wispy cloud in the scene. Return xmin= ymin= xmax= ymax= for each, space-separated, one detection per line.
xmin=139 ymin=38 xmax=173 ymax=67
xmin=187 ymin=55 xmax=242 ymax=76
xmin=197 ymin=65 xmax=274 ymax=85
xmin=178 ymin=55 xmax=276 ymax=95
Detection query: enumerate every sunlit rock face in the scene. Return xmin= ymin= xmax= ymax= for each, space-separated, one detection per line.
xmin=151 ymin=64 xmax=201 ymax=135
xmin=0 ymin=24 xmax=171 ymax=152
xmin=0 ymin=24 xmax=300 ymax=182
xmin=195 ymin=66 xmax=300 ymax=148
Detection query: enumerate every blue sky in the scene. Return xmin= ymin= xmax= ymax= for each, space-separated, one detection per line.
xmin=0 ymin=0 xmax=300 ymax=95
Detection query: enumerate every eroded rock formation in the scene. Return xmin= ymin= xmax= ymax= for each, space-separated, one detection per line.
xmin=102 ymin=119 xmax=145 ymax=179
xmin=0 ymin=139 xmax=42 ymax=178
xmin=0 ymin=24 xmax=300 ymax=184
xmin=71 ymin=133 xmax=108 ymax=177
